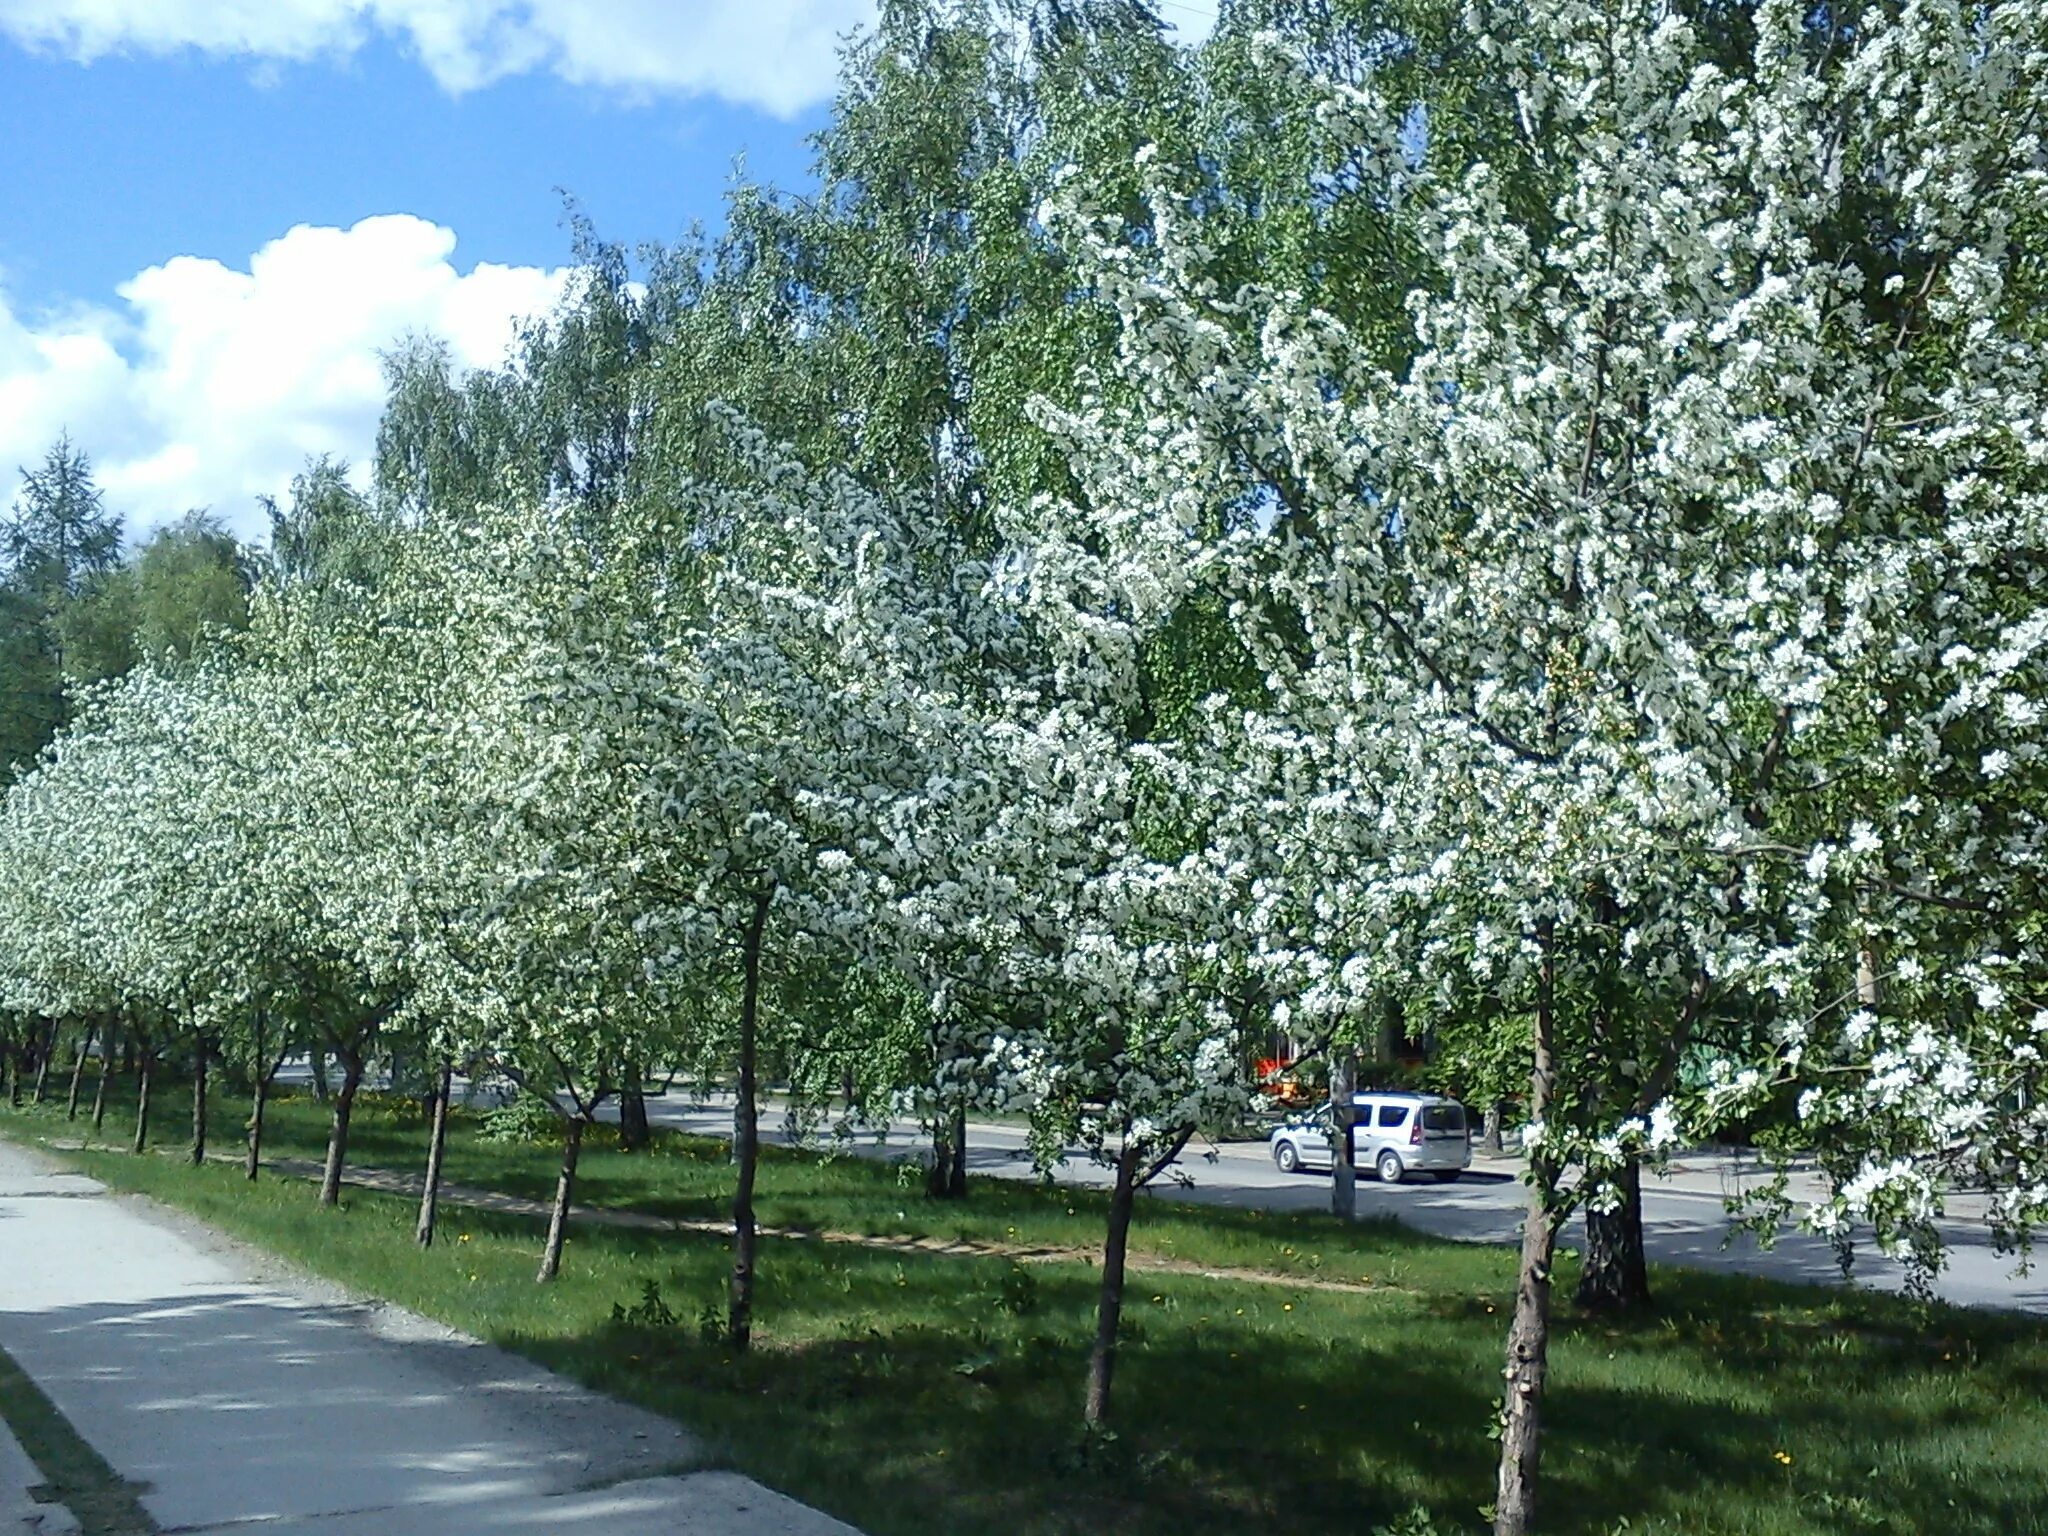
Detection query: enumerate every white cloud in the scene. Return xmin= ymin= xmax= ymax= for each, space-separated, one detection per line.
xmin=0 ymin=0 xmax=877 ymax=116
xmin=0 ymin=215 xmax=573 ymax=541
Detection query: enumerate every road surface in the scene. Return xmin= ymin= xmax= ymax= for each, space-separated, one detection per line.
xmin=630 ymin=1093 xmax=2048 ymax=1315
xmin=276 ymin=1062 xmax=2048 ymax=1314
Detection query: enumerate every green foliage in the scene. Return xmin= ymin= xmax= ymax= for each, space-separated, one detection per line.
xmin=610 ymin=1277 xmax=679 ymax=1329
xmin=131 ymin=512 xmax=252 ymax=664
xmin=262 ymin=457 xmax=389 ymax=591
xmin=1374 ymin=1510 xmax=1450 ymax=1536
xmin=475 ymin=1092 xmax=564 ymax=1145
xmin=994 ymin=1262 xmax=1041 ymax=1316
xmin=0 ymin=437 xmax=125 ymax=772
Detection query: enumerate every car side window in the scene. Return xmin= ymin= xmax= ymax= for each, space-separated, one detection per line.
xmin=1377 ymin=1104 xmax=1406 ymax=1128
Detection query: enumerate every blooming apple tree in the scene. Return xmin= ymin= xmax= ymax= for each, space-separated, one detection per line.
xmin=1033 ymin=0 xmax=2048 ymax=1525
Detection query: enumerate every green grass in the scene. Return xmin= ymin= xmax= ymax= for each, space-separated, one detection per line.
xmin=7 ymin=1080 xmax=2048 ymax=1535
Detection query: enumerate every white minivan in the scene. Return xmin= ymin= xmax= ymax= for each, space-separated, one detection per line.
xmin=1268 ymin=1092 xmax=1471 ymax=1184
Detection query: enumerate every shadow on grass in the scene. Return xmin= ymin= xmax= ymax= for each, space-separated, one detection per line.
xmin=15 ymin=1107 xmax=2048 ymax=1536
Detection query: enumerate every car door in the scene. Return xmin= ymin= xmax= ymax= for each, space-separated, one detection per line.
xmin=1369 ymin=1101 xmax=1409 ymax=1164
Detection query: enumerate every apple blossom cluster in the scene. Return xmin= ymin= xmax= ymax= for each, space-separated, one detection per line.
xmin=1031 ymin=0 xmax=2048 ymax=1269
xmin=0 ymin=404 xmax=1256 ymax=1186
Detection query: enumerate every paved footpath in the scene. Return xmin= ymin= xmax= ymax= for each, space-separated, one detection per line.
xmin=0 ymin=1142 xmax=861 ymax=1536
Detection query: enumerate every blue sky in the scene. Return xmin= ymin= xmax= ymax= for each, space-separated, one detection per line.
xmin=0 ymin=0 xmax=874 ymax=540
xmin=0 ymin=0 xmax=1213 ymax=540
xmin=0 ymin=35 xmax=827 ymax=309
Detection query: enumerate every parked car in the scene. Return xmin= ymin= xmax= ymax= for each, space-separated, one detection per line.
xmin=1268 ymin=1092 xmax=1471 ymax=1184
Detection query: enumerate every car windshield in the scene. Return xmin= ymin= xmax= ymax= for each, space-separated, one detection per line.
xmin=1421 ymin=1104 xmax=1466 ymax=1133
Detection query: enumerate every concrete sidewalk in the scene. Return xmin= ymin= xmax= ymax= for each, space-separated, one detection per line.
xmin=0 ymin=1411 xmax=75 ymax=1536
xmin=0 ymin=1142 xmax=861 ymax=1536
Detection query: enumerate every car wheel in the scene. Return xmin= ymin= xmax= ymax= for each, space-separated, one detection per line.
xmin=1431 ymin=1170 xmax=1461 ymax=1184
xmin=1274 ymin=1140 xmax=1302 ymax=1174
xmin=1376 ymin=1149 xmax=1405 ymax=1185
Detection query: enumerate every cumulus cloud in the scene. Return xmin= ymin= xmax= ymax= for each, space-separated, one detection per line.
xmin=0 ymin=215 xmax=573 ymax=540
xmin=0 ymin=0 xmax=877 ymax=116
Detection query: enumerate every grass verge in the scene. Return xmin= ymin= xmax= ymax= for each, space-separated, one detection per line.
xmin=6 ymin=1083 xmax=2048 ymax=1535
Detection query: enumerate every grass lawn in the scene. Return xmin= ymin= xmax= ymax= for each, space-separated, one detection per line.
xmin=5 ymin=1080 xmax=2048 ymax=1535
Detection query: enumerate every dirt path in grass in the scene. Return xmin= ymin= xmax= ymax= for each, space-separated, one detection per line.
xmin=239 ymin=1153 xmax=1405 ymax=1298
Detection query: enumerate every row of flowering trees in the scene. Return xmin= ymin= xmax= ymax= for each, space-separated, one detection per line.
xmin=5 ymin=2 xmax=2046 ymax=1531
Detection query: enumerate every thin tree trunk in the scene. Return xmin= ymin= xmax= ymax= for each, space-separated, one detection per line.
xmin=91 ymin=1025 xmax=114 ymax=1132
xmin=1331 ymin=1052 xmax=1358 ymax=1220
xmin=65 ymin=1024 xmax=95 ymax=1121
xmin=728 ymin=888 xmax=771 ymax=1350
xmin=319 ymin=1056 xmax=364 ymax=1207
xmin=31 ymin=1019 xmax=55 ymax=1103
xmin=246 ymin=1076 xmax=269 ymax=1181
xmin=244 ymin=1010 xmax=270 ymax=1181
xmin=927 ymin=1110 xmax=956 ymax=1198
xmin=416 ymin=1059 xmax=452 ymax=1246
xmin=311 ymin=1044 xmax=329 ymax=1103
xmin=947 ymin=1101 xmax=968 ymax=1198
xmin=1481 ymin=1100 xmax=1505 ymax=1155
xmin=618 ymin=1068 xmax=650 ymax=1153
xmin=1575 ymin=1152 xmax=1650 ymax=1312
xmin=536 ymin=1117 xmax=584 ymax=1283
xmin=132 ymin=1053 xmax=154 ymax=1154
xmin=189 ymin=1037 xmax=209 ymax=1166
xmin=1857 ymin=938 xmax=1883 ymax=1010
xmin=1495 ymin=923 xmax=1561 ymax=1536
xmin=1083 ymin=1138 xmax=1144 ymax=1427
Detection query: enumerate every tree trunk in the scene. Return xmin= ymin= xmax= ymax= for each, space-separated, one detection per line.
xmin=416 ymin=1059 xmax=452 ymax=1246
xmin=1496 ymin=1185 xmax=1561 ymax=1535
xmin=65 ymin=1025 xmax=95 ymax=1121
xmin=319 ymin=1057 xmax=364 ymax=1207
xmin=1481 ymin=1100 xmax=1505 ymax=1155
xmin=310 ymin=1044 xmax=330 ymax=1103
xmin=132 ymin=1054 xmax=153 ymax=1154
xmin=1331 ymin=1052 xmax=1358 ymax=1220
xmin=1857 ymin=938 xmax=1883 ymax=1010
xmin=1575 ymin=1152 xmax=1650 ymax=1312
xmin=91 ymin=1027 xmax=114 ymax=1132
xmin=926 ymin=1112 xmax=953 ymax=1198
xmin=246 ymin=1076 xmax=269 ymax=1181
xmin=189 ymin=1038 xmax=209 ymax=1166
xmin=536 ymin=1117 xmax=584 ymax=1283
xmin=618 ymin=1071 xmax=650 ymax=1153
xmin=947 ymin=1101 xmax=969 ymax=1197
xmin=31 ymin=1020 xmax=55 ymax=1103
xmin=1083 ymin=1138 xmax=1144 ymax=1427
xmin=728 ymin=888 xmax=771 ymax=1350
xmin=1495 ymin=924 xmax=1561 ymax=1536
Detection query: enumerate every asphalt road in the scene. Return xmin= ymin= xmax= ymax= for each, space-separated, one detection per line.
xmin=279 ymin=1063 xmax=2048 ymax=1315
xmin=628 ymin=1093 xmax=2048 ymax=1316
